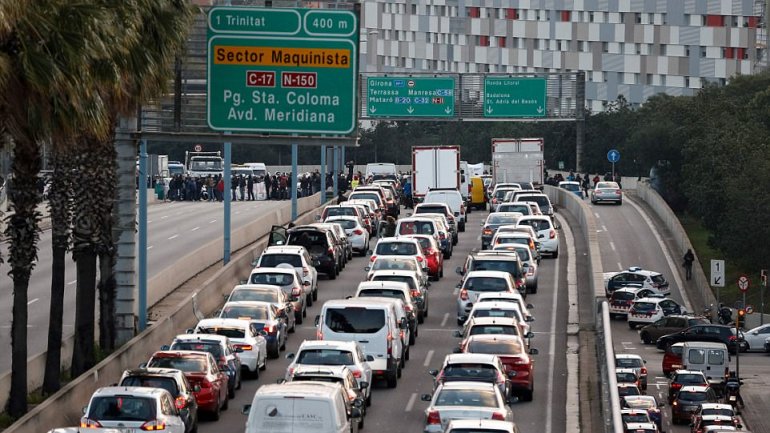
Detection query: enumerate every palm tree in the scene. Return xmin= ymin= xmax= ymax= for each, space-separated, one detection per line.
xmin=0 ymin=1 xmax=113 ymax=416
xmin=42 ymin=142 xmax=74 ymax=394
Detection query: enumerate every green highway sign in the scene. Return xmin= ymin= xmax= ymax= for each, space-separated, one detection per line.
xmin=483 ymin=77 xmax=547 ymax=118
xmin=366 ymin=77 xmax=455 ymax=117
xmin=207 ymin=7 xmax=358 ymax=134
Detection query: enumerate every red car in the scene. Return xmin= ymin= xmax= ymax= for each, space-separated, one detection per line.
xmin=407 ymin=234 xmax=444 ymax=280
xmin=146 ymin=350 xmax=229 ymax=419
xmin=461 ymin=334 xmax=538 ymax=402
xmin=661 ymin=342 xmax=685 ymax=377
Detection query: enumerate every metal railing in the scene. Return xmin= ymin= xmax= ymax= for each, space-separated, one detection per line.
xmin=596 ymin=300 xmax=624 ymax=433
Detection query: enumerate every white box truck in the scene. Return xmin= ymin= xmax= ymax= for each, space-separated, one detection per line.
xmin=411 ymin=146 xmax=461 ymax=199
xmin=491 ymin=138 xmax=544 ymax=187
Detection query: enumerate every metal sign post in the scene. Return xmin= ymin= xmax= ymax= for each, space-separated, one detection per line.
xmin=607 ymin=149 xmax=620 ymax=178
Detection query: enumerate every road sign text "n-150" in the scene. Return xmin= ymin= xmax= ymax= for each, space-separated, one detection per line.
xmin=366 ymin=77 xmax=455 ymax=118
xmin=483 ymin=77 xmax=546 ymax=118
xmin=207 ymin=7 xmax=358 ymax=134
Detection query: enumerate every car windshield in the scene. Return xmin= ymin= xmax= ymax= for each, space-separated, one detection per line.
xmin=170 ymin=341 xmax=224 ymax=359
xmin=616 ymin=358 xmax=643 ymax=368
xmin=296 ymin=349 xmax=354 ymax=365
xmin=119 ymin=377 xmax=179 ymax=397
xmin=371 ymin=275 xmax=417 ymax=291
xmin=618 ymin=386 xmax=640 ymax=396
xmin=416 ymin=206 xmax=448 ymax=215
xmin=250 ymin=273 xmax=293 ymax=286
xmin=617 ymin=372 xmax=637 ymax=382
xmin=372 ymin=258 xmax=417 ymax=272
xmin=325 ymin=307 xmax=386 ymax=333
xmin=676 ymin=374 xmax=706 ymax=384
xmin=651 ymin=274 xmax=667 ymax=284
xmin=518 ymin=218 xmax=550 ymax=231
xmin=358 ymin=289 xmax=407 ymax=301
xmin=435 ymin=389 xmax=498 ymax=407
xmin=196 ymin=326 xmax=245 ymax=339
xmin=518 ymin=196 xmax=550 ymax=212
xmin=259 ymin=254 xmax=303 ymax=268
xmin=624 ymin=398 xmax=655 ymax=409
xmin=148 ymin=356 xmax=206 ymax=372
xmin=487 ymin=214 xmax=518 ymax=225
xmin=375 ymin=242 xmax=417 ymax=256
xmin=464 ymin=277 xmax=509 ymax=292
xmin=229 ymin=289 xmax=280 ymax=303
xmin=398 ymin=221 xmax=435 ymax=235
xmin=466 ymin=339 xmax=523 ymax=355
xmin=561 ymin=183 xmax=580 ymax=192
xmin=498 ymin=204 xmax=530 ymax=214
xmin=469 ymin=325 xmax=518 ymax=336
xmin=326 ymin=208 xmax=356 ymax=217
xmin=633 ymin=302 xmax=656 ymax=312
xmin=702 ymin=408 xmax=734 ymax=417
xmin=612 ymin=292 xmax=636 ymax=301
xmin=470 ymin=260 xmax=522 ymax=278
xmin=472 ymin=308 xmax=521 ymax=321
xmin=442 ymin=364 xmax=499 ymax=381
xmin=220 ymin=305 xmax=269 ymax=320
xmin=89 ymin=396 xmax=156 ymax=422
xmin=621 ymin=413 xmax=650 ymax=423
xmin=496 ymin=236 xmax=527 ymax=245
xmin=678 ymin=391 xmax=709 ymax=401
xmin=494 ymin=189 xmax=514 ymax=200
xmin=329 ymin=219 xmax=357 ymax=230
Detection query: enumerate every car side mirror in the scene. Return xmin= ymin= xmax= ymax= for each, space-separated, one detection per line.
xmin=507 ymin=371 xmax=517 ymax=378
xmin=222 ymin=294 xmax=229 ymax=302
xmin=82 ymin=406 xmax=88 ymax=415
xmin=399 ymin=318 xmax=408 ymax=329
xmin=526 ymin=304 xmax=534 ymax=309
xmin=359 ymin=381 xmax=369 ymax=390
xmin=239 ymin=279 xmax=247 ymax=285
xmin=455 ymin=283 xmax=462 ymax=289
xmin=452 ymin=330 xmax=462 ymax=338
xmin=525 ymin=317 xmax=534 ymax=322
xmin=506 ymin=396 xmax=519 ymax=405
xmin=428 ymin=369 xmax=438 ymax=377
xmin=259 ymin=330 xmax=268 ymax=336
xmin=537 ymin=234 xmax=545 ymax=239
xmin=285 ymin=352 xmax=296 ymax=360
xmin=526 ymin=332 xmax=535 ymax=338
xmin=314 ymin=214 xmax=321 ymax=221
xmin=242 ymin=404 xmax=252 ymax=415
xmin=529 ymin=348 xmax=539 ymax=355
xmin=139 ymin=363 xmax=147 ymax=368
xmin=353 ymin=398 xmax=363 ymax=408
xmin=351 ymin=407 xmax=362 ymax=418
xmin=423 ymin=266 xmax=429 ymax=272
xmin=213 ymin=309 xmax=222 ymax=317
xmin=276 ymin=378 xmax=286 ymax=384
xmin=420 ymin=394 xmax=433 ymax=402
xmin=366 ymin=250 xmax=373 ymax=256
xmin=455 ymin=267 xmax=464 ymax=275
xmin=193 ymin=384 xmax=201 ymax=392
xmin=303 ymin=281 xmax=311 ymax=286
xmin=251 ymin=259 xmax=259 ymax=267
xmin=185 ymin=328 xmax=194 ymax=334
xmin=160 ymin=345 xmax=170 ymax=351
xmin=314 ymin=315 xmax=320 ymax=326
xmin=364 ymin=266 xmax=371 ymax=271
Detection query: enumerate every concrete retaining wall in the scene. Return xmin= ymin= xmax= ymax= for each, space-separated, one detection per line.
xmin=1 ymin=193 xmax=329 ymax=430
xmin=635 ymin=181 xmax=716 ymax=310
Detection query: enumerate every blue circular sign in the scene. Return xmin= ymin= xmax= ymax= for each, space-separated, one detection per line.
xmin=607 ymin=149 xmax=620 ymax=163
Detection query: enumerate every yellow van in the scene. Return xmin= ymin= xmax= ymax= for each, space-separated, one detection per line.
xmin=469 ymin=177 xmax=487 ymax=210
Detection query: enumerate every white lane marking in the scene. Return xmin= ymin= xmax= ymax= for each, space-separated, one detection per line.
xmin=27 ymin=298 xmax=39 ymax=306
xmin=209 ymin=220 xmax=217 ymax=224
xmin=191 ymin=226 xmax=200 ymax=232
xmin=147 ymin=220 xmax=153 ymax=224
xmin=417 ymin=328 xmax=456 ymax=332
xmin=626 ymin=198 xmax=692 ymax=312
xmin=440 ymin=313 xmax=449 ymax=327
xmin=161 ymin=215 xmax=169 ymax=219
xmin=545 ymin=217 xmax=562 ymax=433
xmin=453 ymin=287 xmax=459 ymax=296
xmin=609 ymin=241 xmax=616 ymax=251
xmin=168 ymin=234 xmax=179 ymax=240
xmin=601 ymin=224 xmax=608 ymax=232
xmin=621 ymin=341 xmax=636 ymax=350
xmin=147 ymin=245 xmax=154 ymax=250
xmin=616 ymin=261 xmax=623 ymax=270
xmin=594 ymin=212 xmax=600 ymax=218
xmin=405 ymin=393 xmax=417 ymax=412
xmin=424 ymin=350 xmax=435 ymax=367
xmin=67 ymin=280 xmax=77 ymax=285
xmin=476 ymin=235 xmax=481 ymax=241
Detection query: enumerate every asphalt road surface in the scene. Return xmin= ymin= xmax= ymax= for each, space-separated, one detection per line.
xmin=0 ymin=199 xmax=298 ymax=374
xmin=194 ymin=207 xmax=571 ymax=433
xmin=594 ymin=194 xmax=766 ymax=432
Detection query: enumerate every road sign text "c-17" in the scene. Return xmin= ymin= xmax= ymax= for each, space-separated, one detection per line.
xmin=483 ymin=77 xmax=546 ymax=118
xmin=366 ymin=77 xmax=455 ymax=118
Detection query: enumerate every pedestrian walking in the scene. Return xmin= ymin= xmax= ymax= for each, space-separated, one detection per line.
xmin=683 ymin=249 xmax=695 ymax=280
xmin=247 ymin=175 xmax=255 ymax=200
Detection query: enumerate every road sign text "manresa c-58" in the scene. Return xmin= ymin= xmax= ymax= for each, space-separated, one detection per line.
xmin=207 ymin=7 xmax=358 ymax=134
xmin=366 ymin=77 xmax=455 ymax=118
xmin=483 ymin=77 xmax=546 ymax=118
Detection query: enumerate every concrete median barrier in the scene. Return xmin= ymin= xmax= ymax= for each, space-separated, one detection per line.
xmin=2 ymin=194 xmax=333 ymax=432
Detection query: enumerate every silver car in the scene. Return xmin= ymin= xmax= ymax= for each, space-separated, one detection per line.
xmin=420 ymin=381 xmax=513 ymax=433
xmin=591 ymin=181 xmax=623 ymax=205
xmin=247 ymin=266 xmax=308 ymax=324
xmin=490 ymin=244 xmax=539 ymax=294
xmin=456 ymin=271 xmax=517 ymax=325
xmin=325 ymin=215 xmax=371 ymax=256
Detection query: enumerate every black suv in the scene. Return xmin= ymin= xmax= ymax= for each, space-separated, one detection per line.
xmin=269 ymin=225 xmax=341 ymax=279
xmin=656 ymin=324 xmax=747 ymax=354
xmin=457 ymin=251 xmax=527 ymax=295
xmin=119 ymin=368 xmax=199 ymax=433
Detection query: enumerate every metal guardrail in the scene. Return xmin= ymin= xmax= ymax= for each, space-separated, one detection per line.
xmin=596 ymin=300 xmax=624 ymax=433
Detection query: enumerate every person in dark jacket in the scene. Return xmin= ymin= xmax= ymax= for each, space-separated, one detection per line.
xmin=683 ymin=249 xmax=695 ymax=280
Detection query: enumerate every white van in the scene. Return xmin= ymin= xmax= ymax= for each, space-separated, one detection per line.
xmin=244 ymin=162 xmax=267 ymax=178
xmin=242 ymin=381 xmax=360 ymax=433
xmin=423 ymin=188 xmax=467 ymax=231
xmin=316 ymin=298 xmax=408 ymax=388
xmin=682 ymin=342 xmax=730 ymax=384
xmin=365 ymin=163 xmax=397 ymax=181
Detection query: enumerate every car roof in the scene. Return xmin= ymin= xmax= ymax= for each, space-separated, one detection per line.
xmin=446 ymin=419 xmax=516 ymax=431
xmin=298 ymin=340 xmax=359 ymax=351
xmin=231 ymin=284 xmax=282 ymax=292
xmin=263 ymin=246 xmax=306 ymax=254
xmin=322 ymin=298 xmax=399 ymax=309
xmin=121 ymin=368 xmax=185 ymax=378
xmin=357 ymin=281 xmax=411 ymax=291
xmin=624 ymin=422 xmax=657 ymax=429
xmin=291 ymin=365 xmax=351 ymax=378
xmin=700 ymin=403 xmax=733 ymax=410
xmin=437 ymin=381 xmax=499 ymax=391
xmin=151 ymin=350 xmax=210 ymax=359
xmin=465 ymin=270 xmax=513 ymax=279
xmin=223 ymin=300 xmax=272 ymax=309
xmin=377 ymin=237 xmax=420 ymax=245
xmin=468 ymin=317 xmax=520 ymax=326
xmin=672 ymin=370 xmax=706 ymax=376
xmin=92 ymin=386 xmax=169 ymax=398
xmin=472 ymin=251 xmax=521 ymax=261
xmin=472 ymin=301 xmax=522 ymax=311
xmin=369 ymin=270 xmax=419 ymax=278
xmin=559 ymin=181 xmax=580 ymax=185
xmin=679 ymin=385 xmax=711 ymax=392
xmin=443 ymin=353 xmax=501 ymax=365
xmin=256 ymin=381 xmax=344 ymax=397
xmin=195 ymin=318 xmax=251 ymax=329
xmin=173 ymin=334 xmax=229 ymax=344
xmin=465 ymin=334 xmax=525 ymax=345
xmin=249 ymin=267 xmax=296 ymax=275
xmin=615 ymin=368 xmax=638 ymax=374
xmin=615 ymin=353 xmax=644 ymax=360
xmin=486 ymin=212 xmax=523 ymax=219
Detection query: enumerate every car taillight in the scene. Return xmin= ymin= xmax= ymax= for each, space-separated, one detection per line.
xmin=353 ymin=229 xmax=363 ymax=235
xmin=459 ymin=289 xmax=468 ymax=301
xmin=672 ymin=401 xmax=678 ymax=406
xmin=549 ymin=229 xmax=556 ymax=239
xmin=491 ymin=412 xmax=506 ymax=421
xmin=411 ymin=290 xmax=421 ymax=298
xmin=616 ymin=189 xmax=622 ymax=195
xmin=416 ymin=256 xmax=423 ymax=262
xmin=386 ymin=333 xmax=393 ymax=356
xmin=175 ymin=396 xmax=187 ymax=410
xmin=404 ymin=305 xmax=413 ymax=312
xmin=399 ymin=330 xmax=405 ymax=340
xmin=640 ymin=367 xmax=647 ymax=375
xmin=426 ymin=410 xmax=441 ymax=424
xmin=483 ymin=228 xmax=493 ymax=235
xmin=140 ymin=420 xmax=167 ymax=431
xmin=266 ymin=324 xmax=276 ymax=333
xmin=468 ymin=184 xmax=472 ymax=193
xmin=302 ymin=267 xmax=309 ymax=276
xmin=370 ymin=255 xmax=377 ymax=262
xmin=728 ymin=335 xmax=737 ymax=342
xmin=439 ymin=233 xmax=446 ymax=239
xmin=460 ymin=204 xmax=465 ymax=214
xmin=292 ymin=286 xmax=302 ymax=296
xmin=352 ymin=369 xmax=362 ymax=378
xmin=512 ymin=357 xmax=528 ymax=365
xmin=80 ymin=418 xmax=102 ymax=428
xmin=316 ymin=329 xmax=324 ymax=339
xmin=327 ymin=247 xmax=334 ymax=255
xmin=497 ymin=371 xmax=505 ymax=383
xmin=671 ymin=383 xmax=682 ymax=389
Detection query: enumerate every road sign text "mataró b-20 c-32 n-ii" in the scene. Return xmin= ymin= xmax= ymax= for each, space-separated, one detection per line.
xmin=207 ymin=7 xmax=358 ymax=134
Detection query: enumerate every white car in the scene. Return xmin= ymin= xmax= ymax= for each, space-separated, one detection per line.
xmin=490 ymin=232 xmax=539 ymax=262
xmin=370 ymin=237 xmax=427 ymax=266
xmin=81 ymin=387 xmax=186 ymax=432
xmin=191 ymin=318 xmax=268 ymax=375
xmin=421 ymin=381 xmax=514 ymax=433
xmin=422 ymin=189 xmax=467 ymax=231
xmin=604 ymin=266 xmax=670 ymax=296
xmin=476 ymin=291 xmax=534 ymax=322
xmin=256 ymin=246 xmax=318 ymax=305
xmin=444 ymin=420 xmax=520 ymax=433
xmin=365 ymin=255 xmax=428 ymax=286
xmin=466 ymin=301 xmax=533 ymax=337
xmin=456 ymin=270 xmax=517 ymax=324
xmin=516 ymin=215 xmax=558 ymax=257
xmin=626 ymin=297 xmax=687 ymax=329
xmin=285 ymin=339 xmax=374 ymax=406
xmin=325 ymin=215 xmax=371 ymax=255
xmin=741 ymin=323 xmax=770 ymax=351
